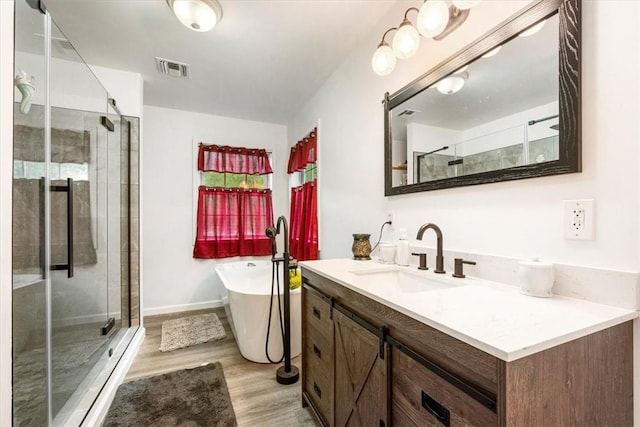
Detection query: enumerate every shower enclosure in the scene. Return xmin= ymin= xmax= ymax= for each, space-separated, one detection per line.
xmin=12 ymin=1 xmax=140 ymax=425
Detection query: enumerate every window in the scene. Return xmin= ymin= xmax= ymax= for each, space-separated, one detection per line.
xmin=193 ymin=144 xmax=274 ymax=259
xmin=288 ymin=129 xmax=318 ymax=261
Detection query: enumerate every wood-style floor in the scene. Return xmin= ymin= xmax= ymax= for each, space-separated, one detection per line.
xmin=124 ymin=307 xmax=319 ymax=426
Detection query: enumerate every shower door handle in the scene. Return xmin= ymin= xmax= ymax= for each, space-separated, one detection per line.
xmin=50 ymin=178 xmax=74 ymax=278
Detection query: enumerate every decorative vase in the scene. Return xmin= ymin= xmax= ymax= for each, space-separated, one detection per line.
xmin=352 ymin=234 xmax=372 ymax=260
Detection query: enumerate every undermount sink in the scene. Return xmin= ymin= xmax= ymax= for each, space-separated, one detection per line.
xmin=349 ymin=267 xmax=460 ymax=296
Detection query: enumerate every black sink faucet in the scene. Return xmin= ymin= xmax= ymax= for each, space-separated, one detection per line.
xmin=416 ymin=223 xmax=445 ymax=274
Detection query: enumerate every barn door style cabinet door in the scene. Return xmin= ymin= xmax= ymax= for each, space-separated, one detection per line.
xmin=301 ymin=267 xmax=633 ymax=427
xmin=333 ymin=308 xmax=389 ymax=427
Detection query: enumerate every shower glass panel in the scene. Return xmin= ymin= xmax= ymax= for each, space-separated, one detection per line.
xmin=12 ymin=1 xmax=48 ymax=425
xmin=12 ymin=1 xmax=138 ymax=425
xmin=48 ymin=19 xmax=112 ymax=422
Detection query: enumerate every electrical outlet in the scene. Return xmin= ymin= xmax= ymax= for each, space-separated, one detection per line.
xmin=563 ymin=199 xmax=595 ymax=240
xmin=386 ymin=211 xmax=395 ymax=230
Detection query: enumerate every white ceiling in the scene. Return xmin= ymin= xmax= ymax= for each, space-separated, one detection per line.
xmin=44 ymin=0 xmax=398 ymax=125
xmin=397 ymin=13 xmax=559 ymax=131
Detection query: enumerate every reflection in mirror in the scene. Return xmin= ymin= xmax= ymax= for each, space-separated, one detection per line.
xmin=392 ymin=14 xmax=558 ymax=187
xmin=385 ymin=0 xmax=581 ymax=195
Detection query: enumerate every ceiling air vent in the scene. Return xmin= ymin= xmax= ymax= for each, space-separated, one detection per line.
xmin=397 ymin=109 xmax=419 ymax=118
xmin=155 ymin=57 xmax=191 ymax=78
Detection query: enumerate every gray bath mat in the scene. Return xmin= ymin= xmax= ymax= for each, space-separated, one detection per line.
xmin=159 ymin=313 xmax=226 ymax=352
xmin=103 ymin=362 xmax=237 ymax=426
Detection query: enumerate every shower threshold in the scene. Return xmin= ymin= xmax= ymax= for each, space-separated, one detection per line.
xmin=52 ymin=326 xmax=142 ymax=427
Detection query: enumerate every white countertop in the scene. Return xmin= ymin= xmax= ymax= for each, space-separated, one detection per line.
xmin=300 ymin=258 xmax=638 ymax=362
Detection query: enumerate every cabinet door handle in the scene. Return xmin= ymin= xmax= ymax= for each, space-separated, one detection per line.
xmin=313 ymin=344 xmax=321 ymax=359
xmin=312 ymin=306 xmax=321 ymax=320
xmin=313 ymin=382 xmax=322 ymax=399
xmin=422 ymin=391 xmax=450 ymax=427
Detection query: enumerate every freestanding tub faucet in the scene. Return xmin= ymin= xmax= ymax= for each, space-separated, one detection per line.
xmin=416 ymin=223 xmax=445 ymax=274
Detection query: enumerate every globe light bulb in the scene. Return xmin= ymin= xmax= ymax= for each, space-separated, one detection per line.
xmin=417 ymin=0 xmax=450 ymax=38
xmin=392 ymin=21 xmax=420 ymax=59
xmin=372 ymin=43 xmax=397 ymax=76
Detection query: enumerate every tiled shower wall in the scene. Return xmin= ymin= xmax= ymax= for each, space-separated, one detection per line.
xmin=416 ymin=136 xmax=560 ymax=183
xmin=121 ymin=116 xmax=140 ymax=327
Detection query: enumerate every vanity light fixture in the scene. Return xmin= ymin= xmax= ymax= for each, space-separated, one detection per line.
xmin=417 ymin=0 xmax=449 ymax=38
xmin=372 ymin=0 xmax=480 ymax=76
xmin=392 ymin=8 xmax=421 ymax=59
xmin=166 ymin=0 xmax=223 ymax=32
xmin=372 ymin=28 xmax=399 ymax=75
xmin=436 ymin=71 xmax=468 ymax=95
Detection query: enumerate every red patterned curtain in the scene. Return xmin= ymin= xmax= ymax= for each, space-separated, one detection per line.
xmin=193 ymin=187 xmax=274 ymax=259
xmin=287 ymin=129 xmax=317 ymax=173
xmin=198 ymin=144 xmax=273 ymax=174
xmin=194 ymin=143 xmax=274 ymax=259
xmin=288 ymin=128 xmax=318 ymax=261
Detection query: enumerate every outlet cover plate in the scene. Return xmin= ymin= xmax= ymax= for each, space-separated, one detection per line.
xmin=386 ymin=211 xmax=395 ymax=230
xmin=563 ymin=199 xmax=595 ymax=240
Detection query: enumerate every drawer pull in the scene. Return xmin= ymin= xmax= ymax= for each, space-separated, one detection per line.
xmin=313 ymin=344 xmax=321 ymax=359
xmin=313 ymin=382 xmax=322 ymax=399
xmin=422 ymin=391 xmax=450 ymax=427
xmin=312 ymin=306 xmax=321 ymax=320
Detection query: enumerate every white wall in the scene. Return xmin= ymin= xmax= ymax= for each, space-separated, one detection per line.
xmin=0 ymin=2 xmax=14 ymax=425
xmin=459 ymin=102 xmax=558 ymax=156
xmin=16 ymin=52 xmax=143 ymax=117
xmin=90 ymin=65 xmax=143 ymax=118
xmin=289 ymin=0 xmax=640 ymax=421
xmin=142 ymin=105 xmax=288 ymax=314
xmin=290 ymin=0 xmax=640 ymax=272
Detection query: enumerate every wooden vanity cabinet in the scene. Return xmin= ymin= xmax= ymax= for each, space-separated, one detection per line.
xmin=301 ymin=268 xmax=633 ymax=427
xmin=302 ymin=285 xmax=333 ymax=425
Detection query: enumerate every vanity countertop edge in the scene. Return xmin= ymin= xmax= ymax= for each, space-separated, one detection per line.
xmin=299 ymin=258 xmax=638 ymax=362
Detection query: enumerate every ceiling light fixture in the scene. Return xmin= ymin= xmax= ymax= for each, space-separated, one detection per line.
xmin=166 ymin=0 xmax=223 ymax=32
xmin=436 ymin=71 xmax=468 ymax=95
xmin=372 ymin=0 xmax=480 ymax=76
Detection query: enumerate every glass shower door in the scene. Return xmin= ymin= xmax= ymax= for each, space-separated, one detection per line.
xmin=12 ymin=2 xmax=138 ymax=425
xmin=48 ymin=19 xmax=111 ymax=422
xmin=12 ymin=1 xmax=49 ymax=424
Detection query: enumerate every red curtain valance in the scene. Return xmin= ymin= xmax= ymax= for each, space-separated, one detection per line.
xmin=287 ymin=128 xmax=317 ymax=174
xmin=198 ymin=144 xmax=273 ymax=175
xmin=193 ymin=186 xmax=274 ymax=259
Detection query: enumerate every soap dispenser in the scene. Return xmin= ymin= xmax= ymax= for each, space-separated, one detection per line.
xmin=395 ymin=228 xmax=410 ymax=266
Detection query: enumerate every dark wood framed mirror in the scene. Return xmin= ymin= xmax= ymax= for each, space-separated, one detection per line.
xmin=384 ymin=0 xmax=580 ymax=196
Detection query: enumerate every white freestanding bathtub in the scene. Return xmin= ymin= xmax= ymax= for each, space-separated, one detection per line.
xmin=215 ymin=260 xmax=301 ymax=363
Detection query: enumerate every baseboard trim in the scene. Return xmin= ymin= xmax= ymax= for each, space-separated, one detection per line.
xmin=143 ymin=300 xmax=224 ymax=317
xmin=82 ymin=327 xmax=145 ymax=427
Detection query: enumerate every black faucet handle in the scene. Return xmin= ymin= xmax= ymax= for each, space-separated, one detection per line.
xmin=411 ymin=252 xmax=428 ymax=270
xmin=452 ymin=258 xmax=476 ymax=278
